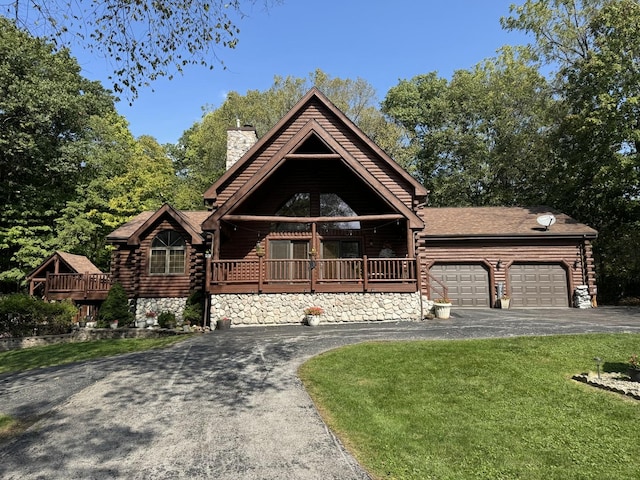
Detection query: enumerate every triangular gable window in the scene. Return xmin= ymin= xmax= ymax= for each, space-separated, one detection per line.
xmin=293 ymin=134 xmax=333 ymax=154
xmin=273 ymin=193 xmax=311 ymax=232
xmin=320 ymin=193 xmax=360 ymax=230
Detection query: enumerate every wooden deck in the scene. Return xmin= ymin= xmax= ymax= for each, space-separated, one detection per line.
xmin=208 ymin=257 xmax=418 ymax=294
xmin=44 ymin=273 xmax=112 ymax=300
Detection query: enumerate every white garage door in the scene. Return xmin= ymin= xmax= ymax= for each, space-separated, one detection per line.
xmin=509 ymin=264 xmax=568 ymax=307
xmin=429 ymin=264 xmax=490 ymax=307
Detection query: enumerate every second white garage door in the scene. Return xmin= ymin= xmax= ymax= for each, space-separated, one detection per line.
xmin=429 ymin=264 xmax=490 ymax=307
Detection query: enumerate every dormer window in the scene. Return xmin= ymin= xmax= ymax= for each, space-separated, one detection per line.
xmin=150 ymin=230 xmax=186 ymax=274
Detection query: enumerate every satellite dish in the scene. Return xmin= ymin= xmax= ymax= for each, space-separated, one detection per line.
xmin=536 ymin=214 xmax=557 ymax=230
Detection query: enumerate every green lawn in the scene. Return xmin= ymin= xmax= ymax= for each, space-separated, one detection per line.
xmin=299 ymin=334 xmax=640 ymax=480
xmin=0 ymin=336 xmax=190 ymax=375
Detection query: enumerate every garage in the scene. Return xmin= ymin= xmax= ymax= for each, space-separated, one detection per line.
xmin=509 ymin=263 xmax=569 ymax=307
xmin=429 ymin=263 xmax=490 ymax=307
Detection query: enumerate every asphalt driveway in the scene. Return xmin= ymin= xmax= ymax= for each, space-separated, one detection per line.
xmin=1 ymin=307 xmax=640 ymax=479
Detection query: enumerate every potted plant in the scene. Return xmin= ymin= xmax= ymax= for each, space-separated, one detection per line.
xmin=216 ymin=317 xmax=232 ymax=330
xmin=158 ymin=311 xmax=176 ymax=329
xmin=304 ymin=306 xmax=324 ymax=326
xmin=145 ymin=310 xmax=157 ymax=327
xmin=499 ymin=295 xmax=510 ymax=309
xmin=433 ymin=298 xmax=452 ymax=319
xmin=628 ymin=354 xmax=640 ymax=382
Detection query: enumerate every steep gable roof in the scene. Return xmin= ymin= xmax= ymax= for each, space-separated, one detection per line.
xmin=419 ymin=206 xmax=598 ymax=239
xmin=202 ymin=87 xmax=427 ymax=229
xmin=106 ymin=204 xmax=210 ymax=245
xmin=27 ymin=251 xmax=102 ymax=280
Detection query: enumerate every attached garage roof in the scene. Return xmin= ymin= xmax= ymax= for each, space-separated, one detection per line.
xmin=420 ymin=206 xmax=597 ymax=239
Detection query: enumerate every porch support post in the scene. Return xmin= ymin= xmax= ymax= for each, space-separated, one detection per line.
xmin=363 ymin=255 xmax=369 ymax=292
xmin=212 ymin=221 xmax=221 ymax=261
xmin=310 ymin=222 xmax=317 ymax=292
xmin=406 ymin=224 xmax=415 ymax=258
xmin=258 ymin=256 xmax=264 ymax=293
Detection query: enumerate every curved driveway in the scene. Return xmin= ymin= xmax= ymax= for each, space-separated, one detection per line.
xmin=1 ymin=307 xmax=640 ymax=479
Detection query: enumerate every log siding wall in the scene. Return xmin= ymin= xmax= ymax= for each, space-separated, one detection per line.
xmin=418 ymin=238 xmax=596 ymax=304
xmin=111 ymin=219 xmax=206 ymax=298
xmin=214 ymin=101 xmax=415 ymax=210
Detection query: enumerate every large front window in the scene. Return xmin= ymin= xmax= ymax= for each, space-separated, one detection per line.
xmin=150 ymin=230 xmax=186 ymax=274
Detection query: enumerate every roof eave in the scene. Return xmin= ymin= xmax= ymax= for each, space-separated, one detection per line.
xmin=421 ymin=233 xmax=598 ymax=241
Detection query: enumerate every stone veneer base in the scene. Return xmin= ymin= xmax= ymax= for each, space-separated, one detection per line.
xmin=210 ymin=292 xmax=426 ymax=326
xmin=134 ymin=297 xmax=188 ymax=323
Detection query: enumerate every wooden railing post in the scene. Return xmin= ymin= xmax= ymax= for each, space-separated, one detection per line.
xmin=258 ymin=256 xmax=264 ymax=292
xmin=363 ymin=256 xmax=369 ymax=292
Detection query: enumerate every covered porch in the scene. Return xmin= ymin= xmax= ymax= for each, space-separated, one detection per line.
xmin=208 ymin=256 xmax=418 ymax=294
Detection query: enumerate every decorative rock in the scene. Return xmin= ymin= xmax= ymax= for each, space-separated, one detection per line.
xmin=572 ymin=372 xmax=640 ymax=400
xmin=573 ymin=285 xmax=592 ymax=309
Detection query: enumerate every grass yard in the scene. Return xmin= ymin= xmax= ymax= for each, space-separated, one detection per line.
xmin=299 ymin=334 xmax=640 ymax=480
xmin=0 ymin=336 xmax=190 ymax=375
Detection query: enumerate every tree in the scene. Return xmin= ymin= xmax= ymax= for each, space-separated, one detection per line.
xmin=54 ymin=115 xmax=176 ymax=270
xmin=550 ymin=0 xmax=640 ymax=300
xmin=3 ymin=1 xmax=279 ymax=99
xmin=0 ymin=17 xmax=116 ymax=290
xmin=501 ymin=0 xmax=605 ymax=67
xmin=174 ymin=70 xmax=410 ymax=208
xmin=98 ymin=282 xmax=133 ymax=326
xmin=503 ymin=0 xmax=640 ymax=301
xmin=382 ymin=48 xmax=556 ymax=207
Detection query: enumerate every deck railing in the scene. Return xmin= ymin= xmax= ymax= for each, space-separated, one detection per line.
xmin=209 ymin=257 xmax=417 ymax=293
xmin=45 ymin=273 xmax=112 ymax=298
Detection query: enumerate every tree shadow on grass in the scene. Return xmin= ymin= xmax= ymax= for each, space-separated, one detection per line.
xmin=603 ymin=361 xmax=629 ymax=373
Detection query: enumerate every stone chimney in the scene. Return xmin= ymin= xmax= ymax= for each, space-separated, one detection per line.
xmin=226 ymin=123 xmax=258 ymax=170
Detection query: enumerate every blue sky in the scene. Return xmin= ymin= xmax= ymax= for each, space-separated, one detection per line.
xmin=72 ymin=1 xmax=531 ymax=144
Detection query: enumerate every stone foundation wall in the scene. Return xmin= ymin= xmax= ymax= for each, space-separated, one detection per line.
xmin=210 ymin=292 xmax=425 ymax=326
xmin=134 ymin=297 xmax=188 ymax=322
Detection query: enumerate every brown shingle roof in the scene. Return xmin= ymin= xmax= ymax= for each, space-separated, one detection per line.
xmin=107 ymin=210 xmax=211 ymax=242
xmin=56 ymin=251 xmax=103 ymax=274
xmin=419 ymin=206 xmax=597 ymax=238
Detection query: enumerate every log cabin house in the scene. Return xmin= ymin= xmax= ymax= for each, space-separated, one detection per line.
xmin=32 ymin=88 xmax=598 ymax=325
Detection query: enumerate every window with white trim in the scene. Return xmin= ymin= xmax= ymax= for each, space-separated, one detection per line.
xmin=149 ymin=230 xmax=186 ymax=274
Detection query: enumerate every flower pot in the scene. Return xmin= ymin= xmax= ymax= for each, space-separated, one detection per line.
xmin=628 ymin=368 xmax=640 ymax=383
xmin=136 ymin=319 xmax=147 ymax=328
xmin=216 ymin=318 xmax=231 ymax=330
xmin=305 ymin=315 xmax=320 ymax=326
xmin=109 ymin=321 xmax=118 ymax=329
xmin=499 ymin=298 xmax=510 ymax=309
xmin=433 ymin=303 xmax=452 ymax=320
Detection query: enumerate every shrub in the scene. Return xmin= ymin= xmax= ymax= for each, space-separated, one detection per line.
xmin=182 ymin=290 xmax=204 ymax=326
xmin=0 ymin=294 xmax=77 ymax=337
xmin=97 ymin=282 xmax=133 ymax=327
xmin=157 ymin=311 xmax=176 ymax=329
